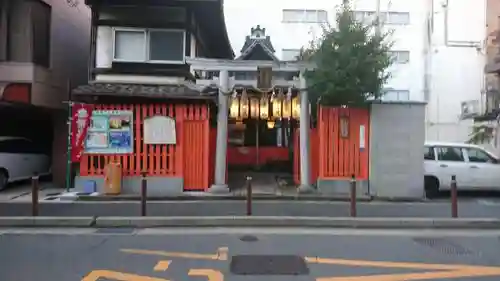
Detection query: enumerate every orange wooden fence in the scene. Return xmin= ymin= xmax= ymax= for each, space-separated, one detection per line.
xmin=293 ymin=129 xmax=319 ymax=184
xmin=318 ymin=106 xmax=370 ymax=180
xmin=80 ymin=103 xmax=211 ymax=191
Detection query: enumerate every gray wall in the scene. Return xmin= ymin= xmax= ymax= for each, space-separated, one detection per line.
xmin=369 ymin=102 xmax=426 ymax=199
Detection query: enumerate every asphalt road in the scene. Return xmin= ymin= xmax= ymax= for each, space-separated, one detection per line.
xmin=2 ymin=200 xmax=500 ymax=218
xmin=2 ymin=227 xmax=500 ymax=280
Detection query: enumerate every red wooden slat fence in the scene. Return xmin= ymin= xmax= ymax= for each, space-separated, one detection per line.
xmin=80 ymin=103 xmax=211 ymax=191
xmin=318 ymin=106 xmax=370 ymax=180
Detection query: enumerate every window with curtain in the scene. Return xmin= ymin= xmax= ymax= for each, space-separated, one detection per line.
xmin=114 ymin=30 xmax=146 ymax=61
xmin=113 ymin=28 xmax=185 ymax=63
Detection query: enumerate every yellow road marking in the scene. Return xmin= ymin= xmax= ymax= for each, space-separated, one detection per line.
xmin=305 ymin=256 xmax=464 ymax=270
xmin=82 ymin=270 xmax=170 ymax=281
xmin=153 ymin=260 xmax=171 ymax=271
xmin=121 ymin=247 xmax=228 ymax=261
xmin=117 ymin=247 xmax=500 ymax=281
xmin=316 ymin=267 xmax=500 ymax=281
xmin=217 ymin=247 xmax=228 ymax=260
xmin=188 ymin=269 xmax=224 ymax=281
xmin=309 ymin=256 xmax=500 ymax=281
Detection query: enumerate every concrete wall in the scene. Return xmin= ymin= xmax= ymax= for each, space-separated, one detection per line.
xmin=369 ymin=102 xmax=426 ymax=198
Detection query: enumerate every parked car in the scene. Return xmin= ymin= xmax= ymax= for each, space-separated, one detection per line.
xmin=0 ymin=136 xmax=51 ymax=190
xmin=424 ymin=141 xmax=500 ymax=198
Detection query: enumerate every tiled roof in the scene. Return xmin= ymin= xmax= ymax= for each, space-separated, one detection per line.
xmin=72 ymin=82 xmax=216 ymax=99
xmin=237 ymin=36 xmax=279 ymax=61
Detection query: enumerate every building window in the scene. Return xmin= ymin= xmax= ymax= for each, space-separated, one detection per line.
xmin=113 ymin=28 xmax=185 ymax=63
xmin=229 ymin=71 xmax=257 ymax=80
xmin=386 ymin=12 xmax=410 ymax=25
xmin=352 ymin=11 xmax=376 ymax=24
xmin=31 ymin=0 xmax=51 ymax=67
xmin=382 ymin=89 xmax=410 ymax=101
xmin=282 ymin=9 xmax=328 ymax=23
xmin=281 ymin=49 xmax=301 ymax=61
xmin=388 ymin=51 xmax=410 ymax=64
xmin=352 ymin=11 xmax=409 ymax=25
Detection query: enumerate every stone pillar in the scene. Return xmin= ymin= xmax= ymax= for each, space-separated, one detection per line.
xmin=298 ymin=72 xmax=314 ymax=193
xmin=209 ymin=70 xmax=230 ymax=193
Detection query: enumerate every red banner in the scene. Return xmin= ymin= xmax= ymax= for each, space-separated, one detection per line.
xmin=71 ymin=103 xmax=94 ymax=162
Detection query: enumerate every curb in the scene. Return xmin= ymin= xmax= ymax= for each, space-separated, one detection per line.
xmin=0 ymin=216 xmax=499 ymax=229
xmin=0 ymin=217 xmax=96 ymax=227
xmin=76 ymin=195 xmax=374 ymax=202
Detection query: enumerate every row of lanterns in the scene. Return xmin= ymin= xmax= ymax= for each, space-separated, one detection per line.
xmin=229 ymin=89 xmax=301 ymax=128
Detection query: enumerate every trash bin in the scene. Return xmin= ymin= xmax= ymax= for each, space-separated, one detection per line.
xmin=103 ymin=162 xmax=122 ymax=195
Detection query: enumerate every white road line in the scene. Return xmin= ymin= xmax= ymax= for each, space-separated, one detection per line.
xmin=2 ymin=227 xmax=500 ymax=237
xmin=136 ymin=228 xmax=500 ymax=236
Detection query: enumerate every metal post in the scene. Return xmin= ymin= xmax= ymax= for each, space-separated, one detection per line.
xmin=450 ymin=175 xmax=458 ymax=218
xmin=31 ymin=173 xmax=39 ymax=216
xmin=141 ymin=171 xmax=147 ymax=216
xmin=350 ymin=174 xmax=357 ymax=217
xmin=65 ymin=100 xmax=73 ymax=192
xmin=246 ymin=176 xmax=252 ymax=216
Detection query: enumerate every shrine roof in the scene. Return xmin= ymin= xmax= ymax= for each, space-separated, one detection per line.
xmin=72 ymin=82 xmax=216 ymax=100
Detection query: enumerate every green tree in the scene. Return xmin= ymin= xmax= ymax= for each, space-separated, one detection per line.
xmin=298 ymin=2 xmax=394 ymax=107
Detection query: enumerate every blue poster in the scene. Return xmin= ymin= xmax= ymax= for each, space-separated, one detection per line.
xmin=85 ymin=110 xmax=134 ymax=154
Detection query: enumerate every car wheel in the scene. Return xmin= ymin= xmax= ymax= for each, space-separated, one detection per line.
xmin=0 ymin=169 xmax=8 ymax=191
xmin=424 ymin=176 xmax=440 ymax=199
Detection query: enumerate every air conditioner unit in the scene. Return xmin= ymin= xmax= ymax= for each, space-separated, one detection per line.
xmin=460 ymin=100 xmax=480 ymax=119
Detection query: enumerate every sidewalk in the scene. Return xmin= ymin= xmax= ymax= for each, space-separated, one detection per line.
xmin=1 ymin=200 xmax=500 ymax=218
xmin=0 ymin=181 xmax=64 ymax=202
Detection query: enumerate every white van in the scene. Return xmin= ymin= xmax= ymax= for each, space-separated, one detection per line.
xmin=0 ymin=136 xmax=51 ymax=190
xmin=424 ymin=141 xmax=500 ymax=198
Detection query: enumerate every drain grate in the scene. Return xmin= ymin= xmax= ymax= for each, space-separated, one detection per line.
xmin=413 ymin=237 xmax=474 ymax=256
xmin=95 ymin=228 xmax=136 ymax=234
xmin=230 ymin=255 xmax=309 ymax=275
xmin=239 ymin=235 xmax=258 ymax=242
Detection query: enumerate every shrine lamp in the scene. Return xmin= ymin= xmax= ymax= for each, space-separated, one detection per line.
xmin=282 ymin=88 xmax=293 ymax=119
xmin=240 ymin=89 xmax=249 ymax=119
xmin=259 ymin=92 xmax=269 ymax=120
xmin=250 ymin=98 xmax=259 ymax=119
xmin=291 ymin=94 xmax=300 ymax=120
xmin=229 ymin=90 xmax=240 ymax=119
xmin=271 ymin=90 xmax=283 ymax=120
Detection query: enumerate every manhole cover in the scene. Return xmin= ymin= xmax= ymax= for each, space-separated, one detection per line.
xmin=95 ymin=228 xmax=135 ymax=234
xmin=413 ymin=237 xmax=474 ymax=256
xmin=230 ymin=255 xmax=309 ymax=275
xmin=239 ymin=235 xmax=258 ymax=242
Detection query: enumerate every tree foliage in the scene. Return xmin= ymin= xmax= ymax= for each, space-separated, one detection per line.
xmin=298 ymin=2 xmax=394 ymax=107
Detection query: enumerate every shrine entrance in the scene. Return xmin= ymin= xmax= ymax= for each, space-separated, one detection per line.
xmin=226 ymin=87 xmax=301 ymax=194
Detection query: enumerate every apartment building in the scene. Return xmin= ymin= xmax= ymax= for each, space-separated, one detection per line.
xmin=274 ymin=0 xmax=489 ymax=143
xmin=484 ymin=0 xmax=500 ymax=112
xmin=0 ymin=0 xmax=90 ymax=186
xmin=278 ymin=0 xmax=425 ymax=103
xmin=426 ymin=0 xmax=487 ymax=141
